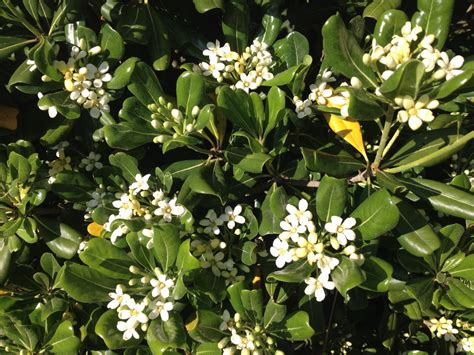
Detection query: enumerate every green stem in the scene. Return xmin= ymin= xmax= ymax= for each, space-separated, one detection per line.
xmin=372 ymin=106 xmax=394 ymax=172
xmin=4 ymin=0 xmax=42 ymax=38
xmin=382 ymin=122 xmax=405 ymax=158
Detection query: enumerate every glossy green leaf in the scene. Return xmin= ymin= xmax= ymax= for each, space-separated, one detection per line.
xmin=414 ymin=0 xmax=454 ymax=49
xmin=363 ymin=0 xmax=401 ymax=19
xmin=153 ymin=224 xmax=180 ymax=272
xmin=96 ymin=310 xmax=141 ymax=349
xmin=449 ymin=255 xmax=474 ymax=281
xmin=177 ymin=72 xmax=205 ymax=118
xmin=269 ymin=311 xmax=315 ymax=341
xmin=274 ymin=31 xmax=309 ymax=68
xmin=37 ymin=219 xmax=81 ymax=259
xmin=332 ymin=256 xmax=366 ymax=298
xmin=51 ymin=171 xmax=95 ymax=202
xmin=374 ymin=9 xmax=408 ymax=46
xmin=350 ymin=189 xmax=399 ymax=240
xmin=45 ymin=320 xmax=81 ymax=354
xmin=260 ymin=2 xmax=282 ymax=46
xmin=8 ymin=151 xmax=31 ymax=184
xmin=434 ymin=70 xmax=474 ymax=99
xmin=217 ymin=87 xmax=256 ymax=135
xmin=0 ymin=36 xmax=35 ymax=60
xmin=222 ymin=0 xmax=249 ymax=53
xmin=100 ymin=23 xmax=124 ymax=63
xmin=446 ymin=278 xmax=474 ymax=309
xmin=59 ymin=262 xmax=117 ymax=303
xmin=259 ymin=184 xmax=287 ymax=236
xmin=116 ymin=5 xmax=149 ymax=44
xmin=267 ymin=259 xmax=314 ymax=283
xmin=225 ymin=148 xmax=271 ymax=174
xmin=193 ymin=0 xmax=223 ymax=13
xmin=263 ymin=299 xmax=286 ymax=328
xmin=128 ymin=62 xmax=164 ymax=107
xmin=360 ymin=256 xmax=393 ymax=292
xmin=176 ymin=239 xmax=200 ymax=273
xmin=301 ymin=146 xmax=365 ymax=178
xmin=436 ymin=224 xmax=464 ymax=266
xmin=186 ymin=310 xmax=227 ymax=343
xmin=109 ymin=152 xmax=140 ymax=184
xmin=322 ymin=13 xmax=377 ymax=88
xmin=37 ymin=91 xmax=81 ymax=119
xmin=241 ymin=289 xmax=263 ymax=322
xmin=80 ymin=238 xmax=133 ymax=279
xmin=406 ymin=277 xmax=434 ymax=311
xmin=340 ymin=87 xmax=384 ymax=120
xmin=145 ymin=5 xmax=170 ymax=71
xmin=33 ymin=38 xmax=61 ymax=81
xmin=108 ymin=57 xmax=140 ymax=90
xmin=264 ymin=86 xmax=286 ymax=137
xmin=379 ymin=60 xmax=425 ymax=99
xmin=147 ymin=313 xmax=187 ymax=349
xmin=316 ymin=175 xmax=347 ymax=222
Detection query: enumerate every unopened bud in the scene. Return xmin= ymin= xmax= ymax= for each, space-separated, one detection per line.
xmin=330 ymin=237 xmax=340 ymax=250
xmin=129 ymin=265 xmax=141 ymax=274
xmin=343 ymin=245 xmax=356 ymax=255
xmin=172 ymin=133 xmax=179 ymax=139
xmin=191 ymin=105 xmax=200 ymax=117
xmin=89 ymin=46 xmax=102 ymax=55
xmin=41 ymin=75 xmax=51 ymax=82
xmin=350 ymin=77 xmax=362 ymax=89
xmin=79 ymin=38 xmax=86 ymax=50
xmin=185 ymin=123 xmax=194 ymax=132
xmin=158 ymin=96 xmax=166 ymax=105
xmin=362 ymin=53 xmax=371 ymax=66
xmin=218 ymin=337 xmax=230 ymax=349
xmin=171 ymin=109 xmax=183 ymax=122
xmin=151 ymin=120 xmax=160 ymax=129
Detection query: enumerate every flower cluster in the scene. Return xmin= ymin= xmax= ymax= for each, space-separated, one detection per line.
xmin=191 ymin=205 xmax=252 ymax=285
xmin=270 ymin=199 xmax=363 ymax=302
xmin=199 ymin=39 xmax=274 ymax=93
xmin=108 ymin=266 xmax=176 ymax=340
xmin=46 ymin=141 xmax=73 ymax=184
xmin=147 ymin=96 xmax=201 ymax=145
xmin=424 ymin=316 xmax=474 ymax=352
xmin=50 ymin=40 xmax=112 ymax=118
xmin=218 ymin=311 xmax=283 ymax=355
xmin=100 ymin=173 xmax=185 ymax=244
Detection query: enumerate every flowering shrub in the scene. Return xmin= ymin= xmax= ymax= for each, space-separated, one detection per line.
xmin=0 ymin=0 xmax=473 ymax=354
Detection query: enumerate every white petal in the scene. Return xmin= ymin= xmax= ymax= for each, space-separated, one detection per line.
xmin=99 ymin=61 xmax=110 ymax=73
xmin=330 ymin=216 xmax=343 ymax=226
xmin=324 ymin=222 xmax=337 ymax=234
xmin=315 ymin=288 xmax=326 ymax=302
xmin=342 ymin=217 xmax=356 ymax=229
xmin=343 ymin=229 xmax=356 ymax=241
xmin=450 ymin=55 xmax=464 ymax=69
xmin=418 ymin=109 xmax=434 ymax=122
xmin=408 ymin=116 xmax=423 ymax=130
xmin=298 ymin=199 xmax=308 ymax=211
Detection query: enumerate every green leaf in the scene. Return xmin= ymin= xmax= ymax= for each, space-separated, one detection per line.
xmin=393 ymin=198 xmax=440 ymax=257
xmin=241 ymin=289 xmax=263 ymax=322
xmin=104 ymin=123 xmax=156 ymax=150
xmin=195 ymin=343 xmax=221 ymax=354
xmin=45 ymin=320 xmax=81 ymax=354
xmin=51 ymin=171 xmax=96 ymax=202
xmin=434 ymin=70 xmax=474 ymax=100
xmin=8 ymin=151 xmax=31 ymax=184
xmin=264 ymin=86 xmax=286 ymax=137
xmin=176 ymin=72 xmax=205 ymax=118
xmin=147 ymin=313 xmax=187 ymax=349
xmin=446 ymin=278 xmax=474 ymax=309
xmin=37 ymin=219 xmax=81 ymax=259
xmin=217 ymin=87 xmax=256 ymax=135
xmin=301 ymin=146 xmax=365 ymax=178
xmin=263 ymin=299 xmax=286 ymax=328
xmin=108 ymin=57 xmax=140 ymax=90
xmin=0 ymin=240 xmax=11 ymax=284
xmin=241 ymin=241 xmax=257 ymax=266
xmin=339 ymin=87 xmax=384 ymax=120
xmin=109 ymin=152 xmax=140 ymax=184
xmin=176 ymin=239 xmax=200 ymax=273
xmin=193 ymin=0 xmax=223 ymax=13
xmin=0 ymin=36 xmax=35 ymax=60
xmin=379 ymin=60 xmax=425 ymax=99
xmin=145 ymin=5 xmax=170 ymax=71
xmin=37 ymin=91 xmax=81 ymax=119
xmin=222 ymin=0 xmax=249 ymax=53
xmin=274 ymin=31 xmax=309 ymax=68
xmin=363 ymin=0 xmax=401 ymax=20
xmin=79 ymin=238 xmax=133 ymax=279
xmin=267 ymin=259 xmax=314 ymax=283
xmin=40 ymin=252 xmax=60 ymax=280
xmin=360 ymin=256 xmax=393 ymax=292
xmin=414 ymin=0 xmax=454 ymax=49
xmin=406 ymin=277 xmax=434 ymax=311
xmin=374 ymin=9 xmax=408 ymax=46
xmin=402 ymin=177 xmax=474 ymax=220
xmin=332 ymin=256 xmax=366 ymax=298
xmin=350 ymin=189 xmax=399 ymax=240
xmin=15 ymin=217 xmax=38 ymax=244
xmin=259 ymin=184 xmax=287 ymax=236
xmin=316 ymin=175 xmax=347 ymax=222
xmin=227 ymin=281 xmax=246 ymax=317
xmin=186 ymin=310 xmax=227 ymax=343
xmin=188 ymin=162 xmax=226 ymax=204
xmin=322 ymin=13 xmax=378 ymax=88
xmin=116 ymin=5 xmax=149 ymax=44
xmin=153 ymin=224 xmax=180 ymax=272
xmin=33 ymin=38 xmax=61 ymax=81
xmin=436 ymin=224 xmax=464 ymax=266
xmin=128 ymin=62 xmax=164 ymax=107
xmin=96 ymin=310 xmax=141 ymax=349
xmin=269 ymin=311 xmax=314 ymax=341
xmin=59 ymin=262 xmax=117 ymax=303
xmin=260 ymin=3 xmax=282 ymax=46
xmin=225 ymin=148 xmax=271 ymax=174
xmin=449 ymin=255 xmax=474 ymax=281
xmin=100 ymin=23 xmax=124 ymax=63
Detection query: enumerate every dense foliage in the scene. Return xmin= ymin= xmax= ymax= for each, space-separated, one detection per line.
xmin=0 ymin=0 xmax=473 ymax=353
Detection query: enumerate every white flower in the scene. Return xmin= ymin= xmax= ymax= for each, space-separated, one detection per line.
xmin=85 ymin=62 xmax=112 ymax=88
xmin=154 ymin=197 xmax=184 ymax=222
xmin=110 ymin=223 xmax=129 ymax=244
xmin=200 ymin=251 xmax=226 ymax=276
xmin=148 ymin=298 xmax=174 ymax=321
xmin=117 ymin=299 xmax=149 ymax=340
xmin=199 ymin=209 xmax=224 ymax=235
xmin=117 ymin=320 xmax=140 ymax=341
xmin=294 ymin=97 xmax=312 ymax=118
xmin=304 ymin=273 xmax=335 ymax=302
xmin=222 ymin=205 xmax=246 ymax=230
xmin=150 ymin=269 xmax=174 ymax=299
xmin=434 ymin=52 xmax=464 ymax=80
xmin=235 ymin=72 xmax=259 ymax=93
xmin=324 ymin=216 xmax=357 ymax=246
xmin=107 ymin=284 xmax=130 ymax=309
xmin=80 ymin=152 xmax=103 ymax=171
xmin=112 ymin=193 xmax=135 ymax=219
xmin=394 ymin=95 xmax=439 ymax=130
xmin=200 ymin=57 xmax=225 ymax=79
xmin=279 ymin=217 xmax=306 ymax=242
xmin=151 ymin=190 xmax=165 ymax=206
xmin=219 ymin=310 xmax=232 ymax=331
xmin=457 ymin=337 xmax=474 ymax=353
xmin=141 ymin=228 xmax=154 ymax=249
xmin=425 ymin=317 xmax=459 ymax=342
xmin=309 ymin=81 xmax=334 ymax=105
xmin=270 ymin=238 xmax=292 ymax=268
xmin=129 ymin=174 xmax=151 ymax=195
xmin=203 ymin=40 xmax=224 ymax=58
xmin=400 ymin=22 xmax=422 ymax=42
xmin=286 ymin=199 xmax=313 ymax=226
xmin=315 ymin=254 xmax=340 ymax=274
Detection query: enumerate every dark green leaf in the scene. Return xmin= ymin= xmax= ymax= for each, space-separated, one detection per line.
xmin=316 ymin=175 xmax=347 ymax=222
xmin=274 ymin=31 xmax=309 ymax=68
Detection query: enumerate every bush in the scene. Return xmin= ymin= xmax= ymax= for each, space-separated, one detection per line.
xmin=0 ymin=0 xmax=473 ymax=353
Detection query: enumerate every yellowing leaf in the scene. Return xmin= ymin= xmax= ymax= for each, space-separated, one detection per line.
xmin=87 ymin=222 xmax=103 ymax=237
xmin=0 ymin=105 xmax=18 ymax=130
xmin=324 ymin=96 xmax=368 ymax=161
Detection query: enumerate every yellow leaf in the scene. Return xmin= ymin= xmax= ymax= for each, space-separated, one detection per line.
xmin=324 ymin=96 xmax=368 ymax=162
xmin=87 ymin=222 xmax=103 ymax=237
xmin=0 ymin=105 xmax=18 ymax=130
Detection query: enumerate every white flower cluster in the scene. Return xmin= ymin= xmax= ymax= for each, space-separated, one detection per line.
xmin=394 ymin=94 xmax=439 ymax=130
xmin=424 ymin=317 xmax=474 ymax=352
xmin=218 ymin=311 xmax=284 ymax=355
xmin=293 ymin=69 xmax=362 ymax=119
xmin=270 ymin=199 xmax=363 ymax=302
xmin=148 ymin=96 xmax=201 ymax=145
xmin=51 ymin=40 xmax=112 ymax=118
xmin=79 ymin=151 xmax=103 ymax=171
xmin=46 ymin=141 xmax=72 ymax=184
xmin=199 ymin=39 xmax=274 ymax=93
xmin=363 ymin=22 xmax=465 ymax=81
xmin=191 ymin=205 xmax=250 ymax=284
xmin=107 ymin=266 xmax=176 ymax=341
xmin=102 ymin=174 xmax=185 ymax=243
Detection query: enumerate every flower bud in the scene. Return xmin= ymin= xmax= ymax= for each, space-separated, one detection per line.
xmin=151 ymin=120 xmax=160 ymax=129
xmin=350 ymin=77 xmax=362 ymax=89
xmin=148 ymin=103 xmax=157 ymax=111
xmin=343 ymin=245 xmax=356 ymax=255
xmin=163 ymin=121 xmax=173 ymax=129
xmin=171 ymin=109 xmax=183 ymax=122
xmin=89 ymin=46 xmax=102 ymax=55
xmin=185 ymin=123 xmax=194 ymax=132
xmin=218 ymin=337 xmax=230 ymax=349
xmin=79 ymin=38 xmax=86 ymax=50
xmin=41 ymin=75 xmax=51 ymax=82
xmin=330 ymin=236 xmax=340 ymax=250
xmin=191 ymin=105 xmax=200 ymax=117
xmin=129 ymin=265 xmax=141 ymax=274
